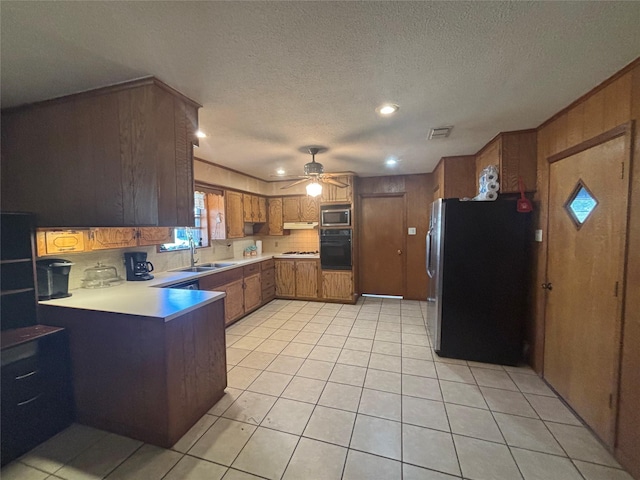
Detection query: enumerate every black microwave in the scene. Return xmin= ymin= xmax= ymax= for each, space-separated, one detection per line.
xmin=321 ymin=207 xmax=351 ymax=227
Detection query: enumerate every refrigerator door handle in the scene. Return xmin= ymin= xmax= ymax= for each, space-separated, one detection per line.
xmin=426 ymin=229 xmax=433 ymax=278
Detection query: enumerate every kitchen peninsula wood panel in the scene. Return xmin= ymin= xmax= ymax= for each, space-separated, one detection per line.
xmin=39 ymin=299 xmax=226 ymax=448
xmin=1 ymin=77 xmax=200 ymax=228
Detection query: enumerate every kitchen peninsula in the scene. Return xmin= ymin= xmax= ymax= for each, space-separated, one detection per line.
xmin=39 ymin=276 xmax=227 ymax=448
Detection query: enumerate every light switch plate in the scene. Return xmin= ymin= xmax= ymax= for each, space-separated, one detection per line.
xmin=408 ymin=227 xmax=417 ymax=235
xmin=535 ymin=229 xmax=543 ymax=242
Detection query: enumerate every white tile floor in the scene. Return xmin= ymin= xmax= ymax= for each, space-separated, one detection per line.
xmin=2 ymin=298 xmax=635 ymax=480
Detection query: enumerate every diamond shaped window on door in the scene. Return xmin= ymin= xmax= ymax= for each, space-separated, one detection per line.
xmin=565 ymin=180 xmax=598 ymax=228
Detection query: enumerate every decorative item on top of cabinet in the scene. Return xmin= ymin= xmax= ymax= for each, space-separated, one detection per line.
xmin=320 ymin=174 xmax=354 ymax=204
xmin=268 ymin=198 xmax=284 ymax=235
xmin=322 ymin=271 xmax=354 ymax=302
xmin=225 ymin=191 xmax=245 ymax=238
xmin=283 ymin=196 xmax=319 ymax=223
xmin=475 ymin=130 xmax=537 ymax=193
xmin=1 ymin=77 xmax=201 ymax=228
xmin=275 ymin=258 xmax=319 ymax=299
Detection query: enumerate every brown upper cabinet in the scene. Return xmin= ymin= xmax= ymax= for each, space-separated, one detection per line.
xmin=320 ymin=175 xmax=354 ymax=204
xmin=242 ymin=194 xmax=267 ymax=223
xmin=432 ymin=156 xmax=477 ymax=200
xmin=268 ymin=198 xmax=284 ymax=235
xmin=1 ymin=77 xmax=201 ymax=228
xmin=475 ymin=130 xmax=537 ymax=193
xmin=225 ymin=191 xmax=245 ymax=238
xmin=283 ymin=196 xmax=319 ymax=223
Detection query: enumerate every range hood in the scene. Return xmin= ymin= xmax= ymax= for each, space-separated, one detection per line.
xmin=283 ymin=222 xmax=318 ymax=230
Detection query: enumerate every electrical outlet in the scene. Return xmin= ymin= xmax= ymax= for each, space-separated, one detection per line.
xmin=535 ymin=229 xmax=543 ymax=242
xmin=408 ymin=227 xmax=416 ymax=235
xmin=275 ymin=241 xmax=279 ymax=247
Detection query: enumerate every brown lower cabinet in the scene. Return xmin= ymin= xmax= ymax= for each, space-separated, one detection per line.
xmin=199 ymin=259 xmax=274 ymax=326
xmin=322 ymin=271 xmax=354 ymax=301
xmin=275 ymin=259 xmax=319 ymax=299
xmin=39 ymin=299 xmax=226 ymax=448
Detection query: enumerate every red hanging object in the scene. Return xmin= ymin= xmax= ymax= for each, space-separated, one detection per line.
xmin=517 ymin=177 xmax=533 ymax=213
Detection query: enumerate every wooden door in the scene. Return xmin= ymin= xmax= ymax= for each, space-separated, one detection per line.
xmin=226 ymin=191 xmax=244 ymax=238
xmin=544 ymin=131 xmax=630 ymax=447
xmin=137 ymin=227 xmax=173 ymax=246
xmin=283 ymin=197 xmax=301 ymax=222
xmin=268 ymin=198 xmax=283 ymax=235
xmin=359 ymin=195 xmax=405 ymax=296
xmin=322 ymin=271 xmax=353 ymax=301
xmin=90 ymin=228 xmax=138 ymax=250
xmin=275 ymin=260 xmax=296 ymax=297
xmin=295 ymin=260 xmax=318 ymax=298
xmin=244 ymin=273 xmax=262 ymax=312
xmin=257 ymin=196 xmax=267 ymax=222
xmin=299 ymin=197 xmax=319 ymax=222
xmin=222 ymin=279 xmax=245 ymax=325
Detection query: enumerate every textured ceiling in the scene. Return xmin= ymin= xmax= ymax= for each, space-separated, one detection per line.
xmin=2 ymin=2 xmax=639 ymax=180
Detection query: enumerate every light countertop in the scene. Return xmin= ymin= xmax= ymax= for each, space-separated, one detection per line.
xmin=38 ymin=254 xmax=286 ymax=322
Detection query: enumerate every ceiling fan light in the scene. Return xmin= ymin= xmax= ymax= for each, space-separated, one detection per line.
xmin=306 ymin=181 xmax=322 ymax=197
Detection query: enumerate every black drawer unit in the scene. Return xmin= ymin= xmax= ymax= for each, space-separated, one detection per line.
xmin=1 ymin=327 xmax=75 ymax=466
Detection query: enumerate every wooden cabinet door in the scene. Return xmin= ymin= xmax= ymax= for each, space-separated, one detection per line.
xmin=207 ymin=192 xmax=226 ymax=240
xmin=226 ymin=191 xmax=245 ymax=238
xmin=320 ymin=175 xmax=353 ymax=203
xmin=244 ymin=273 xmax=262 ymax=313
xmin=299 ymin=196 xmax=319 ymax=222
xmin=256 ymin=197 xmax=267 ymax=223
xmin=282 ymin=197 xmax=301 ymax=222
xmin=90 ymin=228 xmax=138 ymax=250
xmin=322 ymin=271 xmax=353 ymax=301
xmin=268 ymin=198 xmax=284 ymax=235
xmin=242 ymin=194 xmax=253 ymax=222
xmin=222 ymin=279 xmax=245 ymax=325
xmin=295 ymin=260 xmax=318 ymax=298
xmin=275 ymin=260 xmax=296 ymax=297
xmin=137 ymin=227 xmax=173 ymax=246
xmin=251 ymin=196 xmax=260 ymax=222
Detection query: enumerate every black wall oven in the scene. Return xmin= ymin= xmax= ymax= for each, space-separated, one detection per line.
xmin=320 ymin=229 xmax=352 ymax=270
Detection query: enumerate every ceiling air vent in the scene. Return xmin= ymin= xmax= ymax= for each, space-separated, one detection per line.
xmin=428 ymin=126 xmax=453 ymax=139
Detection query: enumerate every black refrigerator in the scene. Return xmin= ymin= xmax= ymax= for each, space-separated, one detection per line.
xmin=426 ymin=199 xmax=531 ymax=365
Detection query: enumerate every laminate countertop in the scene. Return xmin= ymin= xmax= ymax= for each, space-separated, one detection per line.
xmin=38 ymin=254 xmax=279 ymax=321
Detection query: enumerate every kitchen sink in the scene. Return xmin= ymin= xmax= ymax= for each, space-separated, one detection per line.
xmin=175 ymin=266 xmax=218 ymax=272
xmin=212 ymin=262 xmax=237 ymax=268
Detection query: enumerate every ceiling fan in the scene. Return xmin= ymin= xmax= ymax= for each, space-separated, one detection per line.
xmin=278 ymin=147 xmax=349 ymax=196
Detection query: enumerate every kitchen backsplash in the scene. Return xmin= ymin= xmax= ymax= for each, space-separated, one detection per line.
xmin=60 ymin=230 xmax=320 ymax=290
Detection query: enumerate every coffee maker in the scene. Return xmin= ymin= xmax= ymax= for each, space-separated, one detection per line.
xmin=124 ymin=252 xmax=154 ymax=281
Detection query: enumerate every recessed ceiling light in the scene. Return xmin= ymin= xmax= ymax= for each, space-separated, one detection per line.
xmin=385 ymin=157 xmax=398 ymax=167
xmin=276 ymin=168 xmax=286 ymax=175
xmin=376 ymin=104 xmax=399 ymax=116
xmin=196 ymin=130 xmax=207 ymax=138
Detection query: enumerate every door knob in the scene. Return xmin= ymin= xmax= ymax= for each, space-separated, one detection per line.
xmin=541 ymin=283 xmax=553 ymax=291
xmin=397 ymin=250 xmax=402 ymax=255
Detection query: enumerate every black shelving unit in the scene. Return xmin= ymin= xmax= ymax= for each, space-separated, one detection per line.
xmin=1 ymin=212 xmax=38 ymax=331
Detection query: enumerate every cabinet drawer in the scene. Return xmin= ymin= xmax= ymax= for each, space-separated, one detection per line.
xmin=262 ymin=270 xmax=275 ymax=289
xmin=262 ymin=285 xmax=275 ymax=301
xmin=243 ymin=263 xmax=260 ymax=276
xmin=261 ymin=259 xmax=275 ymax=271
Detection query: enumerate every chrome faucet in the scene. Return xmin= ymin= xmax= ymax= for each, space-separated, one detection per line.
xmin=187 ymin=230 xmax=199 ymax=267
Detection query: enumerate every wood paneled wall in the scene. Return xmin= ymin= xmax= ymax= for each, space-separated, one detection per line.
xmin=357 ymin=174 xmax=433 ymax=300
xmin=531 ymin=58 xmax=640 ymax=478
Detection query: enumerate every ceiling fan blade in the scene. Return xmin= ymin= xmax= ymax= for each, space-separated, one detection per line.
xmin=322 ymin=178 xmax=349 ymax=188
xmin=281 ymin=178 xmax=309 ymax=189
